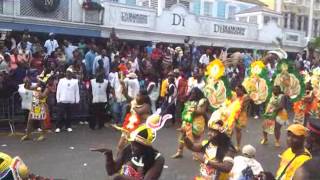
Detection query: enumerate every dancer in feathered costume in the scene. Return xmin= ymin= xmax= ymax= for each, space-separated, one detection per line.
xmin=242 ymin=60 xmax=272 ymax=119
xmin=171 ymin=88 xmax=208 ymax=159
xmin=293 ymin=70 xmax=314 ymax=125
xmin=203 ymin=59 xmax=231 ymax=112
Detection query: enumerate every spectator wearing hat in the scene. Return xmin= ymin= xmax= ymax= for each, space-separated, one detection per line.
xmin=44 ymin=33 xmax=59 ymax=56
xmin=294 ymin=118 xmax=320 ymax=180
xmin=55 ymin=67 xmax=80 ymax=133
xmin=275 ymin=124 xmax=311 ymax=180
xmin=124 ymin=72 xmax=140 ymax=100
xmin=230 ymin=145 xmax=264 ymax=180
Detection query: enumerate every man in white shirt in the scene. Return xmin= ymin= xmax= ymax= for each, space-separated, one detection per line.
xmin=230 ymin=145 xmax=264 ymax=180
xmin=124 ymin=72 xmax=140 ymax=99
xmin=89 ymin=73 xmax=109 ymax=130
xmin=44 ymin=33 xmax=59 ymax=56
xmin=63 ymin=40 xmax=78 ymax=65
xmin=199 ymin=49 xmax=211 ymax=65
xmin=93 ymin=49 xmax=110 ymax=78
xmin=55 ymin=67 xmax=80 ymax=133
xmin=18 ymin=78 xmax=34 ymax=123
xmin=109 ymin=67 xmax=128 ymax=125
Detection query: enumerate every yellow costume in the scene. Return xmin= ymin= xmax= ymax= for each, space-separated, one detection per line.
xmin=204 ymin=59 xmax=230 ymax=110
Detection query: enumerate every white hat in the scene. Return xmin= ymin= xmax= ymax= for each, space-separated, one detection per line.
xmin=66 ymin=67 xmax=73 ymax=73
xmin=49 ymin=32 xmax=54 ymax=36
xmin=242 ymin=144 xmax=256 ymax=158
xmin=127 ymin=72 xmax=137 ymax=79
xmin=268 ymin=48 xmax=288 ymax=59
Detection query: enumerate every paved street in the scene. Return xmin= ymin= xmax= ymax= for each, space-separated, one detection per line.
xmin=0 ymin=117 xmax=290 ymax=180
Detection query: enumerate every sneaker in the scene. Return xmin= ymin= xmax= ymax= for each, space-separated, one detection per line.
xmin=67 ymin=128 xmax=73 ymax=132
xmin=171 ymin=152 xmax=183 ymax=159
xmin=36 ymin=135 xmax=45 ymax=141
xmin=55 ymin=128 xmax=61 ymax=133
xmin=254 ymin=115 xmax=259 ymax=119
xmin=21 ymin=135 xmax=31 ymax=141
xmin=235 ymin=145 xmax=241 ymax=152
xmin=260 ymin=138 xmax=268 ymax=145
xmin=37 ymin=128 xmax=42 ymax=132
xmin=79 ymin=121 xmax=84 ymax=125
xmin=84 ymin=121 xmax=89 ymax=125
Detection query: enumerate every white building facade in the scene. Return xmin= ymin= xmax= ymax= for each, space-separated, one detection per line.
xmin=0 ymin=0 xmax=306 ymax=52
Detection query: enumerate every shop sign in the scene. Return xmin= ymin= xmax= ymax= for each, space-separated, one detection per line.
xmin=213 ymin=23 xmax=247 ymax=36
xmin=121 ymin=11 xmax=148 ymax=25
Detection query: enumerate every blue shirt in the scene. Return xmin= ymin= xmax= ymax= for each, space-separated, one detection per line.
xmin=85 ymin=50 xmax=96 ymax=75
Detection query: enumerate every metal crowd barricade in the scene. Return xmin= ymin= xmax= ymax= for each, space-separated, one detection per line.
xmin=0 ymin=95 xmax=14 ymax=134
xmin=9 ymin=91 xmax=26 ymax=134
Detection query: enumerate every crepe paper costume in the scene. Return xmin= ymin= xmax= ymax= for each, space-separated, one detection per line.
xmin=0 ymin=152 xmax=29 ymax=180
xmin=242 ymin=60 xmax=272 ymax=105
xmin=37 ymin=70 xmax=54 ymax=84
xmin=30 ymin=90 xmax=47 ymax=121
xmin=208 ymin=98 xmax=242 ymax=136
xmin=263 ymin=94 xmax=288 ymax=134
xmin=204 ymin=59 xmax=231 ymax=110
xmin=234 ymin=94 xmax=250 ymax=129
xmin=311 ymin=67 xmax=320 ymax=100
xmin=272 ymin=59 xmax=305 ymax=102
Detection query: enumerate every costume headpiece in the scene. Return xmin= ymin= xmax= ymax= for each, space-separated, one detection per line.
xmin=243 ymin=60 xmax=272 ymax=104
xmin=205 ymin=59 xmax=225 ymax=80
xmin=128 ymin=125 xmax=156 ymax=146
xmin=273 ymin=59 xmax=305 ymax=102
xmin=208 ymin=99 xmax=241 ymax=135
xmin=0 ymin=152 xmax=29 ymax=180
xmin=204 ymin=59 xmax=232 ymax=110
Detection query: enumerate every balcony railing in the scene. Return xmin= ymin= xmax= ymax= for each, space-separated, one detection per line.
xmin=0 ymin=0 xmax=103 ymax=25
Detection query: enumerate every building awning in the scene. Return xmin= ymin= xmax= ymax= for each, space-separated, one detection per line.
xmin=0 ymin=21 xmax=101 ymax=37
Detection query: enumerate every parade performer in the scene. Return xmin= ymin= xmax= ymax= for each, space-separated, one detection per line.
xmin=242 ymin=60 xmax=271 ymax=119
xmin=293 ymin=82 xmax=314 ymax=125
xmin=92 ymin=112 xmax=171 ymax=180
xmin=0 ymin=152 xmax=29 ymax=180
xmin=114 ymin=90 xmax=151 ymax=153
xmin=273 ymin=59 xmax=304 ymax=102
xmin=171 ymin=87 xmax=208 ymax=159
xmin=261 ymin=85 xmax=288 ymax=147
xmin=183 ymin=120 xmax=235 ymax=180
xmin=203 ymin=59 xmax=231 ymax=111
xmin=309 ymin=67 xmax=320 ymax=118
xmin=232 ymin=85 xmax=251 ymax=151
xmin=21 ymin=83 xmax=50 ymax=142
